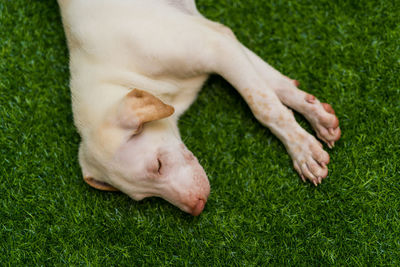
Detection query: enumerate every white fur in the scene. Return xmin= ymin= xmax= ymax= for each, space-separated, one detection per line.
xmin=58 ymin=0 xmax=341 ymax=215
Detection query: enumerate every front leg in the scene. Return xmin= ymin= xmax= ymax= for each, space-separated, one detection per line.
xmin=206 ymin=34 xmax=330 ymax=185
xmin=240 ymin=85 xmax=331 ymax=185
xmin=240 ymin=46 xmax=341 ymax=148
xmin=195 ymin=17 xmax=341 ymax=148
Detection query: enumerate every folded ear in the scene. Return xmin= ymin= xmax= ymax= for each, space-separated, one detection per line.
xmin=84 ymin=176 xmax=119 ymax=191
xmin=117 ymin=89 xmax=175 ymax=132
xmin=79 ymin=146 xmax=120 ymax=191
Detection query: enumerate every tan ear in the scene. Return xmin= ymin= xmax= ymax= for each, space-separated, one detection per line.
xmin=84 ymin=176 xmax=119 ymax=192
xmin=118 ymin=89 xmax=175 ymax=130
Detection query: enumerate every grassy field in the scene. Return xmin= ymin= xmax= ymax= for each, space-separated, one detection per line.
xmin=1 ymin=0 xmax=399 ymax=265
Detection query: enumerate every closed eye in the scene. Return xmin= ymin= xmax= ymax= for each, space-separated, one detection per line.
xmin=157 ymin=158 xmax=162 ymax=175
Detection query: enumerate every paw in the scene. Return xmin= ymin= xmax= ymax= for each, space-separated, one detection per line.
xmin=304 ymin=94 xmax=341 ymax=148
xmin=290 ymin=135 xmax=330 ymax=186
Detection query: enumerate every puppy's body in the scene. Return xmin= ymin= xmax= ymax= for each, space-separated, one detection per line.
xmin=58 ymin=0 xmax=341 ymax=215
xmin=65 ymin=0 xmax=207 ymax=120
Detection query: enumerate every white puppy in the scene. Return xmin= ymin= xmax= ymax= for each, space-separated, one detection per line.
xmin=57 ymin=0 xmax=341 ymax=215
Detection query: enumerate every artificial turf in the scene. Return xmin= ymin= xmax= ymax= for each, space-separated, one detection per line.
xmin=1 ymin=0 xmax=399 ymax=265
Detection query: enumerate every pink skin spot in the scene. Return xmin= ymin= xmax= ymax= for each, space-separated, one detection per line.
xmin=284 ymin=76 xmax=299 ymax=87
xmin=305 ymin=94 xmax=316 ymax=104
xmin=322 ymin=103 xmax=335 ymax=114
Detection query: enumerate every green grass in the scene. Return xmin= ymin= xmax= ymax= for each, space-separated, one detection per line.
xmin=1 ymin=0 xmax=400 ymax=265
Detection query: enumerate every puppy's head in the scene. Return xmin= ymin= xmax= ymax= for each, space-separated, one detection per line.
xmin=79 ymin=89 xmax=210 ymax=216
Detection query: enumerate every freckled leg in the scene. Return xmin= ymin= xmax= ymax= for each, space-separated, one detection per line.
xmin=240 ymin=46 xmax=341 ymax=147
xmin=195 ymin=18 xmax=341 ymax=147
xmin=205 ymin=35 xmax=330 ymax=185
